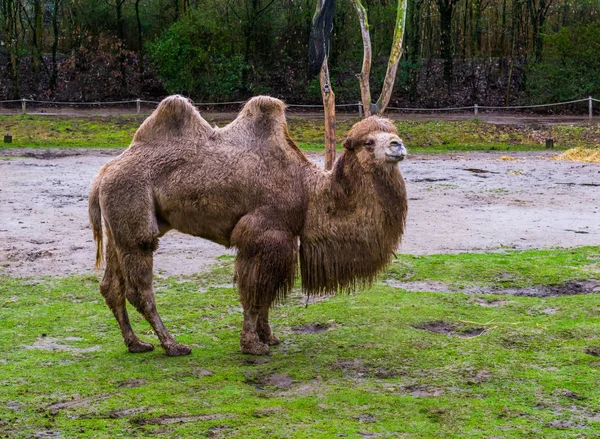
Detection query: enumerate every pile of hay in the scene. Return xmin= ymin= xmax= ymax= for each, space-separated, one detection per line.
xmin=553 ymin=147 xmax=600 ymax=163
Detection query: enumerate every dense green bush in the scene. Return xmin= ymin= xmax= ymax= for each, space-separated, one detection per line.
xmin=146 ymin=11 xmax=246 ymax=100
xmin=528 ymin=20 xmax=600 ymax=103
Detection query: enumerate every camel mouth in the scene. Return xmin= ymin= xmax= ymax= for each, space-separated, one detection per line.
xmin=385 ymin=152 xmax=406 ymax=162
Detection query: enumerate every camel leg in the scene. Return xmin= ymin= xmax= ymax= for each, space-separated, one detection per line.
xmin=256 ymin=306 xmax=280 ymax=346
xmin=119 ymin=247 xmax=191 ymax=357
xmin=240 ymin=304 xmax=269 ymax=355
xmin=100 ymin=235 xmax=154 ymax=353
xmin=232 ymin=216 xmax=297 ymax=355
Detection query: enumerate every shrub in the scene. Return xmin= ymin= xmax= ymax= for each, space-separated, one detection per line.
xmin=528 ymin=20 xmax=600 ymax=103
xmin=147 ymin=11 xmax=247 ymax=101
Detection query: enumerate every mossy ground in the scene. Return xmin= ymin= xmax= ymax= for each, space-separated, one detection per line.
xmin=1 ymin=247 xmax=600 ymax=438
xmin=1 ymin=114 xmax=599 ymax=153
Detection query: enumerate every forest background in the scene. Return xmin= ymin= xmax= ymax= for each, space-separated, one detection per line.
xmin=0 ymin=0 xmax=598 ymax=108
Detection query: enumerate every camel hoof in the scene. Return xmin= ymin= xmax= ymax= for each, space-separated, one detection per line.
xmin=241 ymin=341 xmax=270 ymax=355
xmin=266 ymin=334 xmax=280 ymax=346
xmin=127 ymin=340 xmax=155 ymax=353
xmin=164 ymin=343 xmax=192 ymax=357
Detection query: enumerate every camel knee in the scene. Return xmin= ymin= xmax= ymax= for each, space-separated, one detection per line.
xmin=99 ymin=272 xmax=124 ymax=308
xmin=235 ymin=229 xmax=298 ymax=306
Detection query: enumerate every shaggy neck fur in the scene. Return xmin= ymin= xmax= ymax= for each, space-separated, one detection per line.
xmin=300 ymin=151 xmax=407 ymax=295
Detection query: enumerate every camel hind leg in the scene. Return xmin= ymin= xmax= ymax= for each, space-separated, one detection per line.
xmin=103 ymin=190 xmax=190 ymax=357
xmin=100 ymin=232 xmax=154 ymax=353
xmin=118 ymin=244 xmax=192 ymax=357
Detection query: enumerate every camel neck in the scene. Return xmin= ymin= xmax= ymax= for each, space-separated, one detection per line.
xmin=299 ymin=152 xmax=407 ymax=295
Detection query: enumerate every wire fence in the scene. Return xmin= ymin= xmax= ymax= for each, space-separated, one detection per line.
xmin=0 ymin=97 xmax=597 ymax=118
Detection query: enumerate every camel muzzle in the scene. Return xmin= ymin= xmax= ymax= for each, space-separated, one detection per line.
xmin=386 ymin=141 xmax=407 ymax=162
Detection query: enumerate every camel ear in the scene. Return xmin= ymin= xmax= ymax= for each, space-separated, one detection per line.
xmin=343 ymin=137 xmax=357 ymax=150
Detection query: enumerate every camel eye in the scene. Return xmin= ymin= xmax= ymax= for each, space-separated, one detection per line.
xmin=364 ymin=139 xmax=374 ymax=146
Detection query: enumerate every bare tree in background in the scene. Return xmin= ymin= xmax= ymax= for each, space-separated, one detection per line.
xmin=351 ymin=0 xmax=408 ymax=117
xmin=309 ymin=0 xmax=336 ymax=170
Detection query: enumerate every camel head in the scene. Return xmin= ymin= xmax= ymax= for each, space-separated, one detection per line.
xmin=342 ymin=116 xmax=406 ymax=167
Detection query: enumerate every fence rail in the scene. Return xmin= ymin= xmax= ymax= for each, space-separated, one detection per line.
xmin=0 ymin=96 xmax=597 ymax=119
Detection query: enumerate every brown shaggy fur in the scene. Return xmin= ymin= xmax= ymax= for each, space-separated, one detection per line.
xmin=89 ymin=95 xmax=407 ymax=356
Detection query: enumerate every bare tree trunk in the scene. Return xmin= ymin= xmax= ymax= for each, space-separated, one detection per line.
xmin=314 ymin=0 xmax=335 ymax=170
xmin=33 ymin=0 xmax=43 ymax=74
xmin=527 ymin=0 xmax=554 ymax=61
xmin=351 ymin=0 xmax=407 ymax=117
xmin=436 ymin=0 xmax=456 ymax=84
xmin=4 ymin=0 xmax=21 ymax=98
xmin=351 ymin=0 xmax=372 ymax=117
xmin=320 ymin=60 xmax=336 ymax=170
xmin=135 ymin=0 xmax=143 ymax=75
xmin=116 ymin=0 xmax=125 ymax=41
xmin=50 ymin=0 xmax=61 ymax=90
xmin=375 ymin=0 xmax=407 ymax=115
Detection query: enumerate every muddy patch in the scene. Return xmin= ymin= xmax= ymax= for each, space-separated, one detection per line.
xmin=47 ymin=393 xmax=112 ymax=415
xmin=117 ymin=379 xmax=147 ymax=388
xmin=292 ymin=323 xmax=331 ymax=334
xmin=384 ymin=280 xmax=450 ymax=292
xmin=475 ymin=279 xmax=600 ymax=297
xmin=31 ymin=431 xmax=61 ymax=438
xmin=243 ymin=357 xmax=271 ymax=366
xmin=471 ymin=297 xmax=510 ymax=307
xmin=414 ymin=321 xmax=486 ymax=338
xmin=357 ymin=414 xmax=377 ymax=423
xmin=333 ymin=359 xmax=370 ymax=378
xmin=134 ymin=413 xmax=233 ymax=426
xmin=247 ymin=372 xmax=294 ymax=390
xmin=261 ymin=373 xmax=294 ymax=390
xmin=463 ymin=369 xmax=492 ymax=385
xmin=403 ymin=385 xmax=445 ymax=397
xmin=6 ymin=401 xmax=23 ymax=411
xmin=331 ymin=359 xmax=405 ymax=380
xmin=26 ymin=335 xmax=101 ymax=353
xmin=462 ymin=167 xmax=499 ymax=174
xmin=109 ymin=407 xmax=147 ymax=419
xmin=192 ymin=368 xmax=214 ymax=378
xmin=585 ymin=346 xmax=600 ymax=357
xmin=387 ymin=279 xmax=600 ymax=297
xmin=252 ymin=407 xmax=284 ymax=418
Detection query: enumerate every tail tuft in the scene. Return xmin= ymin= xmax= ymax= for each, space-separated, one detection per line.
xmin=88 ymin=176 xmax=104 ymax=269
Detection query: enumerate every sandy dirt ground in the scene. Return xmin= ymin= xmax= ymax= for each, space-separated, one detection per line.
xmin=0 ymin=149 xmax=598 ymax=278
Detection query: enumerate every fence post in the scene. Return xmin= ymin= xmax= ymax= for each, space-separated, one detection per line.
xmin=21 ymin=98 xmax=26 ymax=114
xmin=589 ymin=96 xmax=593 ymax=122
xmin=358 ymin=102 xmax=363 ymax=118
xmin=136 ymin=98 xmax=141 ymax=115
xmin=474 ymin=104 xmax=478 ymax=117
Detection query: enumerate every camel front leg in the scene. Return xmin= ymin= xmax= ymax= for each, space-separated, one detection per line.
xmin=256 ymin=306 xmax=280 ymax=346
xmin=231 ymin=215 xmax=298 ymax=355
xmin=240 ymin=304 xmax=270 ymax=355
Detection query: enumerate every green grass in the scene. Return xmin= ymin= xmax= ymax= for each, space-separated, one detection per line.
xmin=0 ymin=114 xmax=144 ymax=148
xmin=1 ymin=114 xmax=599 ymax=152
xmin=1 ymin=247 xmax=600 ymax=438
xmin=388 ymin=247 xmax=600 ymax=289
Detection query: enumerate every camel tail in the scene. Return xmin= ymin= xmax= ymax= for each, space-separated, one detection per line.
xmin=88 ymin=176 xmax=104 ymax=269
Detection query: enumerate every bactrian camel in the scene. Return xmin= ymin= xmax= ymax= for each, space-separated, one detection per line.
xmin=89 ymin=95 xmax=407 ymax=356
